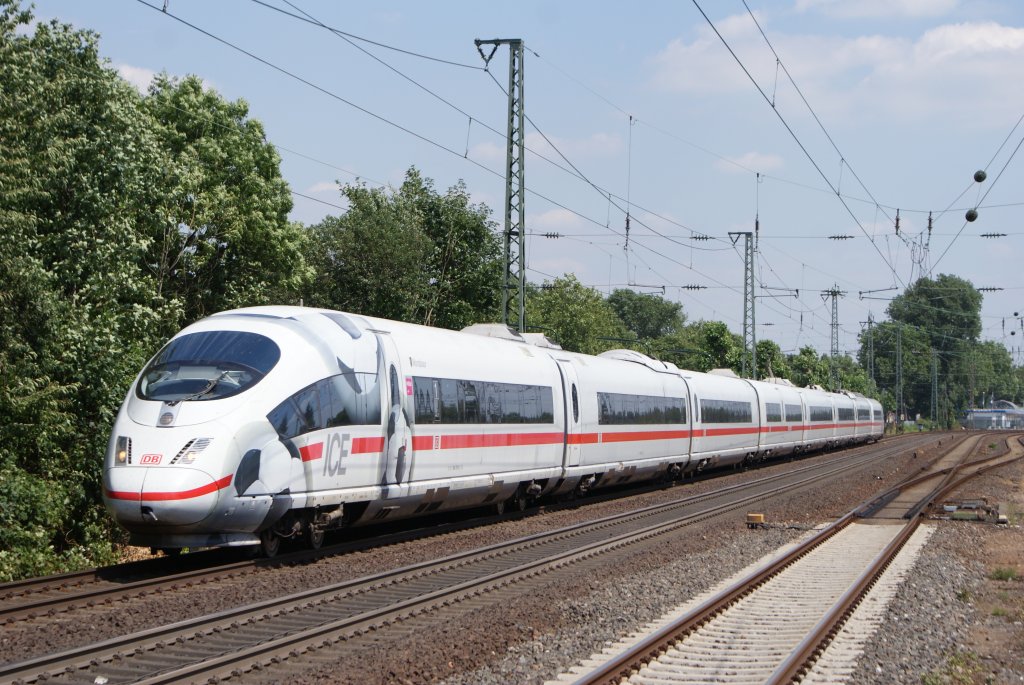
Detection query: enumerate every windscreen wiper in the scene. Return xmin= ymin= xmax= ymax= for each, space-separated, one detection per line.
xmin=168 ymin=370 xmax=228 ymax=405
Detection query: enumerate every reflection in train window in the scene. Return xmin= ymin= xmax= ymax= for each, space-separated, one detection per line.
xmin=412 ymin=377 xmax=554 ymax=424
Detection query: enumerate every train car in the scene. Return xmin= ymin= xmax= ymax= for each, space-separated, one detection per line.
xmin=103 ymin=306 xmax=884 ymax=556
xmin=686 ymin=369 xmax=761 ymax=471
xmin=833 ymin=392 xmax=858 ymax=445
xmin=801 ymin=385 xmax=838 ymax=451
xmin=754 ymin=377 xmax=806 ymax=458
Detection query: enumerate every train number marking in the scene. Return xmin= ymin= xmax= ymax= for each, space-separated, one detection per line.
xmin=323 ymin=433 xmax=350 ymax=478
xmin=433 ymin=435 xmax=441 ymax=450
xmin=140 ymin=454 xmax=162 ymax=465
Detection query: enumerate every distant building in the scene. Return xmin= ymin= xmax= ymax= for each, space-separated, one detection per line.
xmin=964 ymin=400 xmax=1024 ymax=429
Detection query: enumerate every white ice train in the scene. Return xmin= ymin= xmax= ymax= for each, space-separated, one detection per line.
xmin=103 ymin=306 xmax=883 ymax=555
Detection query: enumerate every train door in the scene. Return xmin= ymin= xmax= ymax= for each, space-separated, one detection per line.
xmin=555 ymin=360 xmax=582 ymax=468
xmin=377 ymin=332 xmax=411 ymax=488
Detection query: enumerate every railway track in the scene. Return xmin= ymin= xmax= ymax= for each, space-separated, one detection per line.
xmin=553 ymin=433 xmax=1024 ymax=685
xmin=0 ymin=434 xmax=937 ymax=629
xmin=0 ymin=435 xmax=937 ymax=684
xmin=0 ymin=472 xmax=683 ymax=626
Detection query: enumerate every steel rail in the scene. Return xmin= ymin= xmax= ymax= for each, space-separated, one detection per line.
xmin=768 ymin=434 xmax=1024 ymax=684
xmin=565 ymin=432 xmax=1016 ymax=685
xmin=0 ymin=436 xmax=922 ymax=684
xmin=1 ymin=434 xmax=937 ymax=627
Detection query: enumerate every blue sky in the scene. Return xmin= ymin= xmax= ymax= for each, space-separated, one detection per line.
xmin=27 ymin=0 xmax=1024 ymax=361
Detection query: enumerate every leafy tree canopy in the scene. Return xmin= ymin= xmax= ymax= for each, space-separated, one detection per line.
xmin=607 ymin=289 xmax=685 ymax=340
xmin=886 ymin=274 xmax=982 ymax=352
xmin=0 ymin=1 xmax=310 ymax=580
xmin=144 ymin=74 xmax=309 ymax=323
xmin=526 ymin=275 xmax=630 ymax=355
xmin=302 ymin=168 xmax=501 ymax=329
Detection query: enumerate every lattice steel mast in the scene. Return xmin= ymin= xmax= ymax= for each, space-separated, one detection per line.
xmin=729 ymin=231 xmax=756 ymax=379
xmin=821 ymin=285 xmax=846 ymax=391
xmin=475 ymin=38 xmax=526 ymax=331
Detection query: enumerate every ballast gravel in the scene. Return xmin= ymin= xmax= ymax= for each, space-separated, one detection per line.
xmin=9 ymin=433 xmax=1010 ymax=685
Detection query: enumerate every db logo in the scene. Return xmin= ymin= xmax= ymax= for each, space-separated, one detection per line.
xmin=140 ymin=454 xmax=162 ymax=465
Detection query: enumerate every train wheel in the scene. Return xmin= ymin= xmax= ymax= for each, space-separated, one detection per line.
xmin=260 ymin=529 xmax=281 ymax=558
xmin=493 ymin=499 xmax=506 ymax=516
xmin=508 ymin=487 xmax=528 ymax=512
xmin=308 ymin=525 xmax=325 ymax=550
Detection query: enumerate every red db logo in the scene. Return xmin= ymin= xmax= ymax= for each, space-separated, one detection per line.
xmin=140 ymin=454 xmax=162 ymax=465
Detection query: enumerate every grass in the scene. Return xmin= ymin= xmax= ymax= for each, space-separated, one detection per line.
xmin=956 ymin=587 xmax=973 ymax=602
xmin=989 ymin=567 xmax=1019 ymax=581
xmin=921 ymin=651 xmax=981 ymax=685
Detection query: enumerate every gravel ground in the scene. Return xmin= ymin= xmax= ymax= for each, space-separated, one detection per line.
xmin=0 ymin=434 xmax=959 ymax=684
xmin=852 ymin=450 xmax=1024 ymax=685
xmin=251 ymin=438 xmax=934 ymax=684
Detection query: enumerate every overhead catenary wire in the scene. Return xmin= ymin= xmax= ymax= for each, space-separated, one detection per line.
xmin=131 ymin=0 xmax=1018 ymax=362
xmin=690 ymin=0 xmax=906 ymax=288
xmin=931 ymin=123 xmax=1024 ymax=273
xmin=250 ymin=0 xmax=484 ymax=70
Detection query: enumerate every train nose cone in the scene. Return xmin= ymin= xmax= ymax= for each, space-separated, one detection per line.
xmin=104 ymin=466 xmax=232 ymax=527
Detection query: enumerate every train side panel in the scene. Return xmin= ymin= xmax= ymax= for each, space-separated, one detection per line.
xmin=563 ymin=352 xmax=691 ymax=488
xmin=688 ymin=372 xmax=761 ymax=469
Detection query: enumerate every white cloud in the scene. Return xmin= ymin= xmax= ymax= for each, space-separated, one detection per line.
xmin=649 ymin=17 xmax=1024 ymax=125
xmin=795 ymin=0 xmax=958 ymax=19
xmin=525 ymin=131 xmax=624 ymax=159
xmin=649 ymin=13 xmax=763 ymax=94
xmin=528 ymin=208 xmax=586 ymax=233
xmin=116 ymin=64 xmax=157 ymax=92
xmin=116 ymin=64 xmax=218 ymax=95
xmin=306 ymin=181 xmax=341 ymax=194
xmin=715 ymin=151 xmax=785 ymax=174
xmin=468 ymin=140 xmax=505 ymax=165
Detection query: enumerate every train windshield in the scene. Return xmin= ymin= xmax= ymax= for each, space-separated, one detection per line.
xmin=137 ymin=331 xmax=281 ymax=402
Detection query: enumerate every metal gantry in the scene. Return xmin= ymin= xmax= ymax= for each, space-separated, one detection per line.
xmin=730 ymin=231 xmax=756 ymax=379
xmin=821 ymin=285 xmax=846 ymax=391
xmin=861 ymin=313 xmax=875 ymax=385
xmin=896 ymin=324 xmax=904 ymax=422
xmin=475 ymin=38 xmax=526 ymax=332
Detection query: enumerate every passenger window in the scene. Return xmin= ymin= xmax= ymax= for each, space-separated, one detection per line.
xmin=267 ymin=399 xmax=308 ymax=440
xmin=293 ymin=385 xmax=323 ymax=431
xmin=324 ymin=372 xmax=381 ymax=427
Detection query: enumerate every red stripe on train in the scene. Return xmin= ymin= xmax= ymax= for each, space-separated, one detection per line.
xmin=352 ymin=437 xmax=385 ymax=454
xmin=599 ymin=430 xmax=691 ymax=443
xmin=106 ymin=475 xmax=234 ymax=502
xmin=299 ymin=443 xmax=323 ymax=462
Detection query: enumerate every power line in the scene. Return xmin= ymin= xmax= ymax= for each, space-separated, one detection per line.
xmin=690 ymin=0 xmax=906 ymax=288
xmin=249 ymin=0 xmax=483 ymax=70
xmin=740 ymin=0 xmax=895 ymax=229
xmin=931 ymin=126 xmax=1024 ymax=273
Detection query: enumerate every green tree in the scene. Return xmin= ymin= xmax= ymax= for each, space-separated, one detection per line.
xmin=0 ymin=3 xmax=168 ymax=578
xmin=403 ymin=170 xmax=502 ymax=329
xmin=304 ymin=182 xmax=431 ymax=321
xmin=886 ymin=274 xmax=982 ymax=350
xmin=526 ymin=275 xmax=630 ymax=354
xmin=607 ymin=289 xmax=685 ymax=341
xmin=0 ymin=2 xmax=313 ymax=579
xmin=652 ymin=320 xmax=740 ymax=372
xmin=786 ymin=346 xmax=832 ymax=389
xmin=303 ymin=169 xmax=502 ymax=328
xmin=143 ymin=74 xmax=308 ymax=323
xmin=756 ymin=339 xmax=790 ymax=380
xmin=861 ymin=322 xmax=932 ymax=420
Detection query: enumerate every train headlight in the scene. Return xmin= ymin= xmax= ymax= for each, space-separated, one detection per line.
xmin=115 ymin=436 xmax=131 ymax=465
